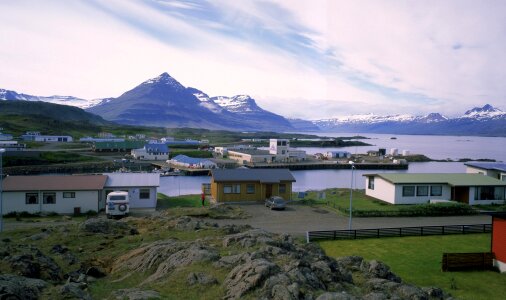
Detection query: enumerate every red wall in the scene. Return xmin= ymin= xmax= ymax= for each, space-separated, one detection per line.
xmin=492 ymin=217 xmax=506 ymax=262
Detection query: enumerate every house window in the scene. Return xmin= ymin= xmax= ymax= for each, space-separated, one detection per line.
xmin=475 ymin=186 xmax=505 ymax=200
xmin=224 ymin=185 xmax=240 ymax=194
xmin=63 ymin=192 xmax=75 ymax=198
xmin=140 ymin=189 xmax=150 ymax=199
xmin=402 ymin=186 xmax=415 ymax=197
xmin=368 ymin=177 xmax=375 ymax=190
xmin=416 ymin=186 xmax=429 ymax=196
xmin=279 ymin=184 xmax=286 ymax=193
xmin=25 ymin=193 xmax=39 ymax=204
xmin=43 ymin=192 xmax=56 ymax=204
xmin=246 ymin=184 xmax=255 ymax=194
xmin=430 ymin=186 xmax=442 ymax=196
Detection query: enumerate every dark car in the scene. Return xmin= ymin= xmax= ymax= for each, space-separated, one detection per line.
xmin=265 ymin=196 xmax=286 ymax=210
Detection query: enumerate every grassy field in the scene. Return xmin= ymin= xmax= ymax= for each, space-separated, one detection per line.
xmin=157 ymin=193 xmax=206 ymax=208
xmin=319 ymin=234 xmax=505 ymax=300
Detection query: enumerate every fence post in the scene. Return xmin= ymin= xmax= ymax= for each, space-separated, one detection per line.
xmin=306 ymin=231 xmax=309 ymax=243
xmin=462 ymin=225 xmax=466 ymax=234
xmin=421 ymin=227 xmax=424 ymax=236
xmin=399 ymin=228 xmax=402 ymax=237
xmin=354 ymin=230 xmax=357 ymax=239
xmin=442 ymin=226 xmax=445 ymax=235
xmin=333 ymin=231 xmax=336 ymax=240
xmin=377 ymin=228 xmax=380 ymax=238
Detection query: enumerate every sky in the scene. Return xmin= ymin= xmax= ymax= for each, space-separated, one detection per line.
xmin=1 ymin=0 xmax=505 ymax=119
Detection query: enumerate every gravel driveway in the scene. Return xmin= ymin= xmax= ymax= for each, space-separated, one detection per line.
xmin=208 ymin=204 xmax=491 ymax=237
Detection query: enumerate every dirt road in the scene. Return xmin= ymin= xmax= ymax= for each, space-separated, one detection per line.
xmin=208 ymin=204 xmax=491 ymax=237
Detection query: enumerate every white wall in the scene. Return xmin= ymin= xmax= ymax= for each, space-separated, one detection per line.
xmin=468 ymin=187 xmax=505 ymax=205
xmin=365 ymin=176 xmax=452 ymax=205
xmin=2 ymin=191 xmax=99 ymax=214
xmin=103 ymin=187 xmax=157 ymax=209
xmin=466 ymin=166 xmax=502 ymax=180
xmin=365 ymin=177 xmax=396 ymax=204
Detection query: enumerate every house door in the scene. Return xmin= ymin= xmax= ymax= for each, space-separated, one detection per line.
xmin=265 ymin=184 xmax=272 ymax=198
xmin=453 ymin=187 xmax=469 ymax=204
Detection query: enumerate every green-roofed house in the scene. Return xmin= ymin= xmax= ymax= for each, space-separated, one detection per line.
xmin=363 ymin=173 xmax=506 ymax=205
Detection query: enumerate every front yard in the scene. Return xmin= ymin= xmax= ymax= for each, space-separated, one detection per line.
xmin=319 ymin=234 xmax=505 ymax=300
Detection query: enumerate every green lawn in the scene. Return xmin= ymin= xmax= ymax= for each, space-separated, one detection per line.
xmin=319 ymin=234 xmax=505 ymax=300
xmin=157 ymin=193 xmax=206 ymax=209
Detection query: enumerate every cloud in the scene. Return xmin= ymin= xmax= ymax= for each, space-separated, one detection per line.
xmin=0 ymin=0 xmax=505 ymax=119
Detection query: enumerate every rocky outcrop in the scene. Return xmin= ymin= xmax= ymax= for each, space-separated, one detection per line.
xmin=79 ymin=218 xmax=136 ymax=234
xmin=187 ymin=272 xmax=218 ymax=286
xmin=4 ymin=245 xmax=62 ymax=282
xmin=0 ymin=274 xmax=47 ymax=300
xmin=112 ymin=288 xmax=161 ymax=299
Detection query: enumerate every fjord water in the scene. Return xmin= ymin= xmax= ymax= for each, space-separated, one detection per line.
xmin=158 ymin=134 xmax=506 ymax=196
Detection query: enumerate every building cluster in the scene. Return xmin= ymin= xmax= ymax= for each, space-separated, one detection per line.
xmin=214 ymin=139 xmax=307 ymax=165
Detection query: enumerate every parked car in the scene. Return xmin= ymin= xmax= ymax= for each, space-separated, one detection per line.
xmin=265 ymin=196 xmax=286 ymax=210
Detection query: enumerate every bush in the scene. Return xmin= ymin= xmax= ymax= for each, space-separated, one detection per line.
xmin=339 ymin=203 xmax=477 ymax=217
xmin=85 ymin=210 xmax=98 ymax=216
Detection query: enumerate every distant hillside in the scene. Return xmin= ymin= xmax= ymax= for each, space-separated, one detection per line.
xmin=0 ymin=100 xmax=111 ymax=137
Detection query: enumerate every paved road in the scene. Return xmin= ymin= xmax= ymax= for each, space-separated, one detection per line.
xmin=208 ymin=204 xmax=492 ymax=237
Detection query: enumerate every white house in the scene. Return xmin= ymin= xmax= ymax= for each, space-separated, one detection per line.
xmin=364 ymin=173 xmax=506 ymax=205
xmin=465 ymin=162 xmax=506 ymax=181
xmin=102 ymin=173 xmax=160 ymax=211
xmin=131 ymin=143 xmax=169 ymax=160
xmin=1 ymin=175 xmax=107 ymax=214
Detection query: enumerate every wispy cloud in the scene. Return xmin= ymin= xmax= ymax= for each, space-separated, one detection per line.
xmin=0 ymin=0 xmax=505 ymax=118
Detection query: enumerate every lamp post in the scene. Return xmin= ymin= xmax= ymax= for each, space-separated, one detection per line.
xmin=0 ymin=148 xmax=5 ymax=232
xmin=348 ymin=161 xmax=355 ymax=230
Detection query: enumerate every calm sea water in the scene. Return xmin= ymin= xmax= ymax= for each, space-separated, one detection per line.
xmin=158 ymin=134 xmax=506 ymax=196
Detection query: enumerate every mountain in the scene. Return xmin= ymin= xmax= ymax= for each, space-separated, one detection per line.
xmin=0 ymin=100 xmax=111 ymax=136
xmin=87 ymin=73 xmax=294 ymax=131
xmin=0 ymin=88 xmax=102 ymax=109
xmin=287 ymin=118 xmax=320 ymax=131
xmin=313 ymin=104 xmax=506 ymax=136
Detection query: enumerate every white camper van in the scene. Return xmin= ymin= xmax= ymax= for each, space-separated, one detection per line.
xmin=106 ymin=191 xmax=130 ymax=219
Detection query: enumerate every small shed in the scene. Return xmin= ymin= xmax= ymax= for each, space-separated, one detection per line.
xmin=488 ymin=212 xmax=506 ymax=273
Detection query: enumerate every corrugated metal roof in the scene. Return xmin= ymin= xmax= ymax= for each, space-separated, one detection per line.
xmin=103 ymin=173 xmax=160 ymax=187
xmin=171 ymin=155 xmax=214 ymax=164
xmin=464 ymin=162 xmax=506 ymax=172
xmin=145 ymin=143 xmax=169 ymax=153
xmin=2 ymin=175 xmax=107 ymax=191
xmin=211 ymin=169 xmax=296 ymax=183
xmin=367 ymin=173 xmax=506 ymax=186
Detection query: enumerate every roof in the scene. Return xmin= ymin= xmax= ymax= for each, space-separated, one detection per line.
xmin=145 ymin=143 xmax=169 ymax=153
xmin=171 ymin=155 xmax=215 ymax=164
xmin=103 ymin=173 xmax=160 ymax=187
xmin=364 ymin=173 xmax=506 ymax=186
xmin=211 ymin=168 xmax=296 ymax=183
xmin=2 ymin=175 xmax=107 ymax=191
xmin=464 ymin=162 xmax=506 ymax=172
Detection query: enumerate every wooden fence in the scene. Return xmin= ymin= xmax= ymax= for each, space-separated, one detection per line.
xmin=306 ymin=223 xmax=491 ymax=242
xmin=442 ymin=252 xmax=494 ymax=271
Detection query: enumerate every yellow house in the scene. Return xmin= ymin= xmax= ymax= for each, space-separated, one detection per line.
xmin=210 ymin=169 xmax=296 ymax=203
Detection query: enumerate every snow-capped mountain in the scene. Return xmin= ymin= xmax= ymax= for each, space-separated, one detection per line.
xmin=0 ymin=88 xmax=96 ymax=108
xmin=313 ymin=104 xmax=505 ymax=136
xmin=212 ymin=95 xmax=263 ymax=114
xmin=87 ymin=72 xmax=294 ymax=131
xmin=459 ymin=104 xmax=506 ymax=120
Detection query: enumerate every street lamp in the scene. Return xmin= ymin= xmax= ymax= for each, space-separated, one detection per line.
xmin=0 ymin=148 xmax=5 ymax=232
xmin=348 ymin=161 xmax=355 ymax=230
